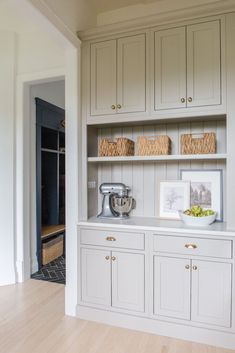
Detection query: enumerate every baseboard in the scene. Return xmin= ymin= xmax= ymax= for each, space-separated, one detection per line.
xmin=16 ymin=257 xmax=31 ymax=282
xmin=76 ymin=305 xmax=235 ymax=350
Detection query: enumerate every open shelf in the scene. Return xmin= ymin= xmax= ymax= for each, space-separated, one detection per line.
xmin=41 ymin=224 xmax=65 ymax=240
xmin=88 ymin=153 xmax=227 ymax=163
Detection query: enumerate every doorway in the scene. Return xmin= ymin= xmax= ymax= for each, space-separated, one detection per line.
xmin=31 ymin=87 xmax=66 ymax=284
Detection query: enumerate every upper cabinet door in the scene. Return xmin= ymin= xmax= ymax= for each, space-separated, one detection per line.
xmin=111 ymin=252 xmax=145 ymax=312
xmin=154 ymin=256 xmax=191 ymax=320
xmin=187 ymin=20 xmax=221 ymax=107
xmin=154 ymin=27 xmax=186 ymax=110
xmin=81 ymin=248 xmax=111 ymax=306
xmin=191 ymin=260 xmax=232 ymax=328
xmin=90 ymin=40 xmax=117 ymax=116
xmin=117 ymin=34 xmax=146 ymax=114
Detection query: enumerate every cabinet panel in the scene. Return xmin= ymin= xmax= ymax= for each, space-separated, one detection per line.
xmin=80 ymin=228 xmax=145 ymax=250
xmin=91 ymin=40 xmax=117 ymax=116
xmin=81 ymin=248 xmax=111 ymax=306
xmin=117 ymin=34 xmax=146 ymax=113
xmin=191 ymin=260 xmax=232 ymax=328
xmin=154 ymin=256 xmax=191 ymax=320
xmin=187 ymin=20 xmax=221 ymax=107
xmin=154 ymin=27 xmax=186 ymax=110
xmin=154 ymin=235 xmax=232 ymax=259
xmin=112 ymin=252 xmax=145 ymax=312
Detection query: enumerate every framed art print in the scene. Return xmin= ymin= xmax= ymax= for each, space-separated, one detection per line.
xmin=159 ymin=181 xmax=190 ymax=220
xmin=180 ymin=169 xmax=223 ymax=221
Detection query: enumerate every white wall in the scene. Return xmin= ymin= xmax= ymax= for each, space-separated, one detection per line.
xmin=0 ymin=1 xmax=65 ymax=75
xmin=17 ymin=32 xmax=65 ymax=75
xmin=0 ymin=32 xmax=16 ymax=285
xmin=0 ymin=0 xmax=66 ymax=285
xmin=30 ymin=80 xmax=65 ymax=274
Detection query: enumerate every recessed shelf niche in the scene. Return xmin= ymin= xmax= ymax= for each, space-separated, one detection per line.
xmin=87 ymin=119 xmax=227 ymax=220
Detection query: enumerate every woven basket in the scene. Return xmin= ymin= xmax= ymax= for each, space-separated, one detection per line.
xmin=181 ymin=132 xmax=216 ymax=155
xmin=42 ymin=234 xmax=64 ymax=265
xmin=99 ymin=138 xmax=134 ymax=157
xmin=137 ymin=136 xmax=171 ymax=156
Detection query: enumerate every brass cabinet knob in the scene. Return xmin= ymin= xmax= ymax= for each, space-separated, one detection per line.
xmin=181 ymin=98 xmax=186 ymax=103
xmin=188 ymin=97 xmax=192 ymax=102
xmin=117 ymin=104 xmax=122 ymax=109
xmin=105 ymin=256 xmax=110 ymax=260
xmin=185 ymin=244 xmax=197 ymax=249
xmin=111 ymin=256 xmax=116 ymax=261
xmin=111 ymin=104 xmax=116 ymax=110
xmin=185 ymin=264 xmax=190 ymax=270
xmin=192 ymin=265 xmax=198 ymax=270
xmin=106 ymin=236 xmax=116 ymax=242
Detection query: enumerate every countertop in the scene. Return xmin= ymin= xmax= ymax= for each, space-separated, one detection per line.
xmin=78 ymin=216 xmax=235 ymax=238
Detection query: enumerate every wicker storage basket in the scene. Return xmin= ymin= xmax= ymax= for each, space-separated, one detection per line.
xmin=181 ymin=132 xmax=216 ymax=155
xmin=42 ymin=234 xmax=64 ymax=265
xmin=137 ymin=136 xmax=171 ymax=156
xmin=99 ymin=138 xmax=134 ymax=157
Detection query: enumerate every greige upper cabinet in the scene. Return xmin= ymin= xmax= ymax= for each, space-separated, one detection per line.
xmin=90 ymin=34 xmax=146 ymax=116
xmin=90 ymin=40 xmax=117 ymax=116
xmin=154 ymin=20 xmax=221 ymax=111
xmin=154 ymin=27 xmax=186 ymax=110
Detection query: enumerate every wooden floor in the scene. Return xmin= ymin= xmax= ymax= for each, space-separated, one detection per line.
xmin=0 ymin=280 xmax=234 ymax=353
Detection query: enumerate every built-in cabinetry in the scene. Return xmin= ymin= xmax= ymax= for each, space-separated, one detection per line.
xmin=154 ymin=20 xmax=221 ymax=110
xmin=80 ymin=228 xmax=145 ymax=312
xmin=90 ymin=34 xmax=146 ymax=116
xmin=36 ymin=98 xmax=65 ymax=268
xmin=85 ymin=16 xmax=225 ymax=125
xmin=153 ymin=235 xmax=232 ymax=327
xmin=78 ymin=10 xmax=235 ymax=350
xmin=78 ymin=223 xmax=234 ymax=345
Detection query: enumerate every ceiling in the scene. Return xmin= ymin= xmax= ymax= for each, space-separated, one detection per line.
xmin=89 ymin=0 xmax=165 ymax=14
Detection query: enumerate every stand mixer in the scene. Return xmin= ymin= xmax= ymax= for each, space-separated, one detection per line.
xmin=98 ymin=183 xmax=135 ymax=219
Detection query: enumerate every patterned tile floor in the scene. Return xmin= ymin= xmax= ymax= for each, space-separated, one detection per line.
xmin=31 ymin=256 xmax=65 ymax=284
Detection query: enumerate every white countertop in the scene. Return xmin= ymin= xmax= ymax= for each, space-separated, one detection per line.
xmin=78 ymin=216 xmax=235 ymax=238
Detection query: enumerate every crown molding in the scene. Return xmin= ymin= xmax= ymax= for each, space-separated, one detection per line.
xmin=78 ymin=0 xmax=235 ymax=41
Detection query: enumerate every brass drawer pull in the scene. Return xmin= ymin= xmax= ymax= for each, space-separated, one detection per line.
xmin=192 ymin=265 xmax=198 ymax=270
xmin=105 ymin=256 xmax=110 ymax=260
xmin=106 ymin=236 xmax=116 ymax=242
xmin=117 ymin=104 xmax=122 ymax=109
xmin=185 ymin=264 xmax=190 ymax=270
xmin=188 ymin=97 xmax=192 ymax=102
xmin=185 ymin=244 xmax=197 ymax=249
xmin=111 ymin=104 xmax=116 ymax=110
xmin=111 ymin=256 xmax=116 ymax=261
xmin=181 ymin=97 xmax=186 ymax=103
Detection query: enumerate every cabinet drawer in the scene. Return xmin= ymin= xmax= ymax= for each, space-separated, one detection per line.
xmin=154 ymin=235 xmax=232 ymax=259
xmin=80 ymin=228 xmax=145 ymax=250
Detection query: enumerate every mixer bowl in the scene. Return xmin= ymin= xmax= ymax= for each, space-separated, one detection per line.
xmin=112 ymin=196 xmax=134 ymax=218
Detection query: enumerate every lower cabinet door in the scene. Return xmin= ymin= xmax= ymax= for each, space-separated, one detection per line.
xmin=154 ymin=256 xmax=191 ymax=320
xmin=191 ymin=260 xmax=232 ymax=328
xmin=81 ymin=248 xmax=111 ymax=306
xmin=111 ymin=252 xmax=145 ymax=312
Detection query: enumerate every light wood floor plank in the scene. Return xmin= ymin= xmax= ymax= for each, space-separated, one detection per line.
xmin=0 ymin=280 xmax=234 ymax=353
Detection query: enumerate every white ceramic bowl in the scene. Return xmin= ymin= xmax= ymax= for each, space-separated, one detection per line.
xmin=179 ymin=211 xmax=216 ymax=227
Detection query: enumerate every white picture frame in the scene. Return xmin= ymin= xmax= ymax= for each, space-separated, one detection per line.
xmin=180 ymin=169 xmax=223 ymax=221
xmin=159 ymin=181 xmax=190 ymax=220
